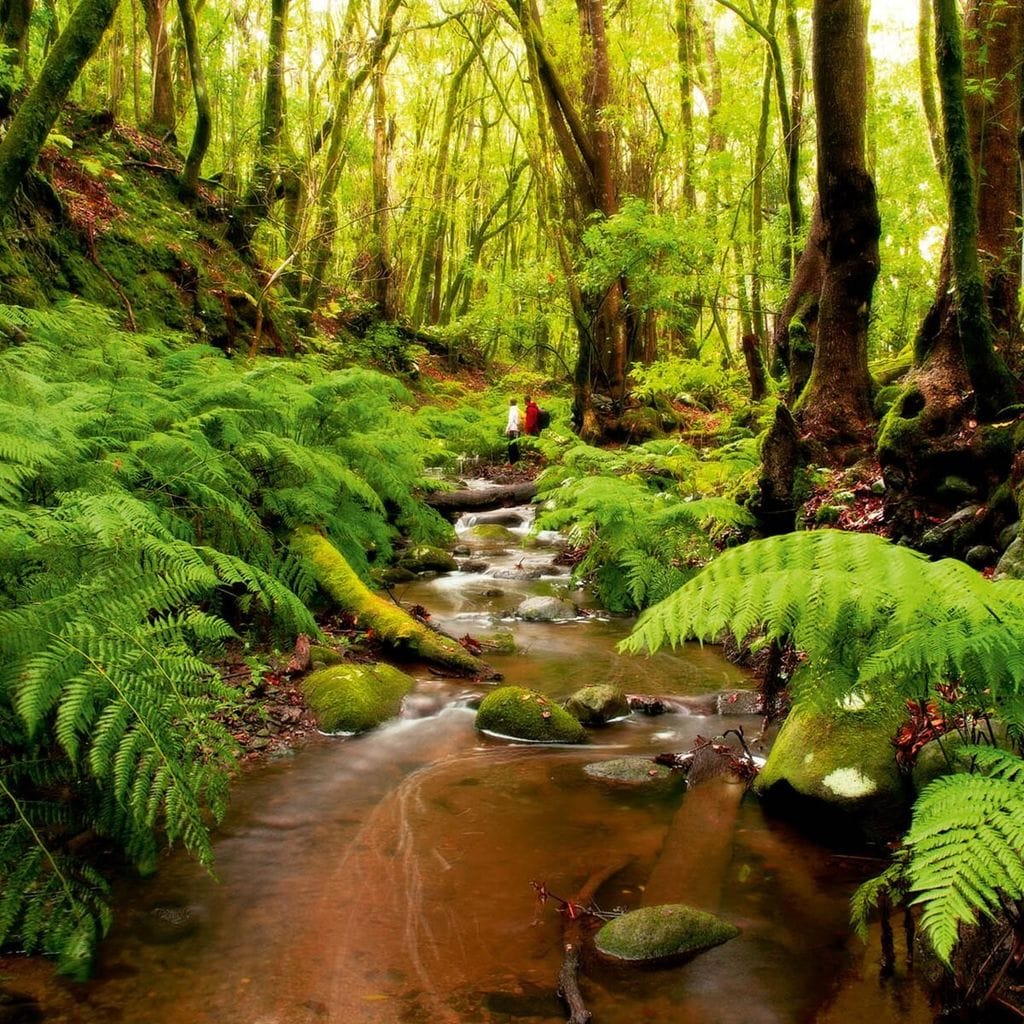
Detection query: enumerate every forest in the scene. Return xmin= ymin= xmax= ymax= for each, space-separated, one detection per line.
xmin=1 ymin=0 xmax=1024 ymax=1019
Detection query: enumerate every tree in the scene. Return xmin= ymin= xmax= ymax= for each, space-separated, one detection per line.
xmin=176 ymin=0 xmax=210 ymax=198
xmin=879 ymin=0 xmax=1022 ymax=535
xmin=139 ymin=0 xmax=174 ymax=133
xmin=795 ymin=0 xmax=880 ymax=447
xmin=512 ymin=0 xmax=633 ymax=440
xmin=0 ymin=0 xmax=121 ymax=209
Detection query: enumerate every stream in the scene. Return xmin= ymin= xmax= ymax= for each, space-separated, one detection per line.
xmin=8 ymin=505 xmax=934 ymax=1024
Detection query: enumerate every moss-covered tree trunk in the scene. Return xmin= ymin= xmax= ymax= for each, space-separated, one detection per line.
xmin=797 ymin=0 xmax=879 ymax=448
xmin=176 ymin=0 xmax=210 ymax=199
xmin=291 ymin=528 xmax=489 ymax=676
xmin=879 ymin=0 xmax=1022 ymax=542
xmin=0 ymin=0 xmax=120 ymax=209
xmin=931 ymin=0 xmax=1018 ymax=414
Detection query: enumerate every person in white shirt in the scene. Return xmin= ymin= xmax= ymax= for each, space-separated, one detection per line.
xmin=505 ymin=399 xmax=520 ymax=464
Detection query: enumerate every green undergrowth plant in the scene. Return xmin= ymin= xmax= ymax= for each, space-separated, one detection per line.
xmin=533 ymin=435 xmax=756 ymax=611
xmin=622 ymin=529 xmax=1024 ymax=982
xmin=0 ymin=301 xmax=451 ymax=974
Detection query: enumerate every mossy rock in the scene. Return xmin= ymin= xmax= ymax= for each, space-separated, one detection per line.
xmin=814 ymin=504 xmax=842 ymax=525
xmin=517 ymin=596 xmax=578 ymax=621
xmin=463 ymin=524 xmax=518 ymax=545
xmin=753 ymin=703 xmax=910 ymax=842
xmin=374 ymin=566 xmax=418 ymax=586
xmin=583 ymin=758 xmax=680 ymax=789
xmin=476 ymin=686 xmax=586 ymax=743
xmin=564 ymin=684 xmax=630 ymax=725
xmin=309 ymin=644 xmax=347 ymax=667
xmin=302 ymin=662 xmax=414 ymax=734
xmin=396 ymin=545 xmax=458 ymax=574
xmin=595 ymin=904 xmax=739 ymax=962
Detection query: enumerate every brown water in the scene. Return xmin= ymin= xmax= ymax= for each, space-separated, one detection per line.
xmin=9 ymin=509 xmax=935 ymax=1024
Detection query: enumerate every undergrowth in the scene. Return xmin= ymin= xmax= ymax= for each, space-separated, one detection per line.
xmin=0 ymin=301 xmax=450 ymax=975
xmin=533 ymin=433 xmax=757 ymax=611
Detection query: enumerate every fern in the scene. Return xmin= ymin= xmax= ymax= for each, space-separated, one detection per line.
xmin=0 ymin=301 xmax=454 ymax=972
xmin=624 ymin=530 xmax=1024 ymax=970
xmin=533 ymin=437 xmax=755 ymax=612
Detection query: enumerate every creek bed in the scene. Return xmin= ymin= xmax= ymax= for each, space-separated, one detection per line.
xmin=4 ymin=506 xmax=933 ymax=1023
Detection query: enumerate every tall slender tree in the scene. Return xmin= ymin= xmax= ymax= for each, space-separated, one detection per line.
xmin=795 ymin=0 xmax=880 ymax=446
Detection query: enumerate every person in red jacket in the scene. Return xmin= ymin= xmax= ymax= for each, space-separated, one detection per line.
xmin=524 ymin=396 xmax=540 ymax=436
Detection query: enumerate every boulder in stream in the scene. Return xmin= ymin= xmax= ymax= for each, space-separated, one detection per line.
xmin=516 ymin=595 xmax=578 ymax=621
xmin=583 ymin=757 xmax=680 ymax=789
xmin=396 ymin=544 xmax=459 ymax=574
xmin=463 ymin=524 xmax=518 ymax=547
xmin=464 ymin=509 xmax=526 ymax=528
xmin=564 ymin=684 xmax=630 ymax=725
xmin=476 ymin=686 xmax=586 ymax=743
xmin=753 ymin=704 xmax=909 ymax=841
xmin=595 ymin=904 xmax=739 ymax=962
xmin=302 ymin=663 xmax=415 ymax=734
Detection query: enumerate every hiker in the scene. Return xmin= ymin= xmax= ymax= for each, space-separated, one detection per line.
xmin=505 ymin=398 xmax=520 ymax=464
xmin=524 ymin=396 xmax=540 ymax=436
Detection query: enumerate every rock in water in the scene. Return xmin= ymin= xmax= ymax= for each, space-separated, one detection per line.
xmin=516 ymin=596 xmax=578 ymax=621
xmin=595 ymin=904 xmax=739 ymax=962
xmin=583 ymin=758 xmax=680 ymax=789
xmin=752 ymin=703 xmax=909 ymax=842
xmin=564 ymin=684 xmax=630 ymax=725
xmin=396 ymin=544 xmax=458 ymax=573
xmin=476 ymin=686 xmax=586 ymax=743
xmin=302 ymin=663 xmax=415 ymax=733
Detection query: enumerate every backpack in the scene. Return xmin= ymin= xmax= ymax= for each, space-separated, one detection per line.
xmin=537 ymin=408 xmax=551 ymax=430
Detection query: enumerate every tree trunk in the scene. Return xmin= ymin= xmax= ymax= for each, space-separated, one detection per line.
xmin=140 ymin=0 xmax=174 ymax=134
xmin=675 ymin=0 xmax=696 ymax=206
xmin=0 ymin=0 xmax=121 ymax=209
xmin=302 ymin=0 xmax=401 ymax=318
xmin=369 ymin=63 xmax=396 ymax=318
xmin=0 ymin=0 xmax=33 ymax=115
xmin=917 ymin=0 xmax=944 ymax=175
xmin=878 ymin=0 xmax=1021 ymax=540
xmin=228 ymin=0 xmax=290 ymax=252
xmin=409 ymin=43 xmax=479 ymax=327
xmin=797 ymin=0 xmax=880 ymax=449
xmin=772 ymin=198 xmax=825 ymax=398
xmin=176 ymin=0 xmax=209 ymax=199
xmin=931 ymin=0 xmax=1017 ymax=413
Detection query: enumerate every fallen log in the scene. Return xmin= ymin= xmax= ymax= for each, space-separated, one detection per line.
xmin=291 ymin=527 xmax=490 ymax=676
xmin=425 ymin=481 xmax=537 ymax=518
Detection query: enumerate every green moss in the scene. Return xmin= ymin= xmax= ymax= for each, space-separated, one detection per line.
xmin=302 ymin=662 xmax=414 ymax=733
xmin=309 ymin=643 xmax=347 ymax=667
xmin=583 ymin=758 xmax=679 ymax=787
xmin=563 ymin=684 xmax=630 ymax=725
xmin=814 ymin=504 xmax=842 ymax=525
xmin=595 ymin=905 xmax=739 ymax=962
xmin=873 ymin=384 xmax=901 ymax=418
xmin=753 ymin=703 xmax=909 ymax=839
xmin=397 ymin=544 xmax=458 ymax=573
xmin=476 ymin=686 xmax=586 ymax=743
xmin=464 ymin=524 xmax=517 ymax=544
xmin=292 ymin=527 xmax=485 ymax=675
xmin=620 ymin=406 xmax=664 ymax=439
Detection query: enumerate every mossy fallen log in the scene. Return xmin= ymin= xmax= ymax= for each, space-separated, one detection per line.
xmin=291 ymin=527 xmax=488 ymax=676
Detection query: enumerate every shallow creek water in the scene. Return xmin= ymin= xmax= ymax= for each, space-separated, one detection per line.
xmin=14 ymin=507 xmax=935 ymax=1024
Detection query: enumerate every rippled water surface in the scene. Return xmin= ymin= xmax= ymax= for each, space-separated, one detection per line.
xmin=5 ymin=506 xmax=934 ymax=1023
